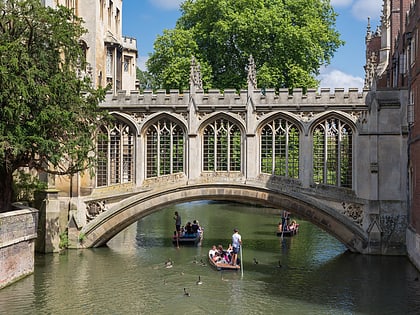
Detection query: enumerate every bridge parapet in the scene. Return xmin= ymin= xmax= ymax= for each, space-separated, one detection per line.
xmin=103 ymin=88 xmax=367 ymax=112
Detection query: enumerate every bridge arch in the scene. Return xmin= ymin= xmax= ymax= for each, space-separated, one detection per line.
xmin=80 ymin=184 xmax=368 ymax=253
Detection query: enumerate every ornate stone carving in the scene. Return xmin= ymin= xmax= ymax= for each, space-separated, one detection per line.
xmin=341 ymin=202 xmax=363 ymax=227
xmin=190 ymin=56 xmax=203 ymax=90
xmin=298 ymin=112 xmax=315 ymax=122
xmin=86 ymin=200 xmax=108 ymax=222
xmin=132 ymin=112 xmax=148 ymax=124
xmin=364 ymin=51 xmax=378 ymax=89
xmin=247 ymin=55 xmax=257 ymax=90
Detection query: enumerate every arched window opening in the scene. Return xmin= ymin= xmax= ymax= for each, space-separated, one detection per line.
xmin=313 ymin=118 xmax=353 ymax=188
xmin=146 ymin=119 xmax=185 ymax=178
xmin=203 ymin=119 xmax=241 ymax=172
xmin=260 ymin=118 xmax=299 ymax=178
xmin=96 ymin=122 xmax=134 ymax=187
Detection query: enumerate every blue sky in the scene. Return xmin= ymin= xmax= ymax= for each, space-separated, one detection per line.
xmin=122 ymin=0 xmax=383 ymax=91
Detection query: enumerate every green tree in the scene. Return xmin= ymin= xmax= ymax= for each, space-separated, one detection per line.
xmin=147 ymin=28 xmax=212 ymax=92
xmin=136 ymin=67 xmax=158 ymax=92
xmin=148 ymin=0 xmax=343 ymax=91
xmin=0 ymin=0 xmax=107 ymax=212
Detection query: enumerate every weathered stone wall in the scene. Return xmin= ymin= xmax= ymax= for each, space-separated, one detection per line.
xmin=407 ymin=227 xmax=420 ymax=271
xmin=0 ymin=208 xmax=38 ymax=289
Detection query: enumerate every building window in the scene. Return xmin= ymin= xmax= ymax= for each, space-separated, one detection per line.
xmin=313 ymin=118 xmax=353 ymax=188
xmin=116 ymin=8 xmax=120 ymax=34
xmin=124 ymin=57 xmax=130 ymax=72
xmin=108 ymin=0 xmax=113 ymax=27
xmin=203 ymin=118 xmax=241 ymax=172
xmin=106 ymin=49 xmax=113 ymax=76
xmin=146 ymin=119 xmax=184 ymax=178
xmin=260 ymin=118 xmax=299 ymax=178
xmin=96 ymin=122 xmax=134 ymax=187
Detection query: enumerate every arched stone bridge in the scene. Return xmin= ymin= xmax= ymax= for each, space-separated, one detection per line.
xmin=73 ymin=64 xmax=409 ymax=255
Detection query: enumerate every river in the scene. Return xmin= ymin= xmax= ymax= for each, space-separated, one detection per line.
xmin=1 ymin=201 xmax=419 ymax=314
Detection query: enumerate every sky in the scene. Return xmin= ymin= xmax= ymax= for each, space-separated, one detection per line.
xmin=122 ymin=0 xmax=383 ymax=91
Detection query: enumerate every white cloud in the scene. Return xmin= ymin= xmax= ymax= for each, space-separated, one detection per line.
xmin=351 ymin=0 xmax=382 ymax=21
xmin=318 ymin=67 xmax=364 ymax=91
xmin=330 ymin=0 xmax=353 ymax=7
xmin=149 ymin=0 xmax=183 ymax=10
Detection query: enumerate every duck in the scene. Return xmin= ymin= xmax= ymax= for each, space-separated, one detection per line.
xmin=277 ymin=260 xmax=282 ymax=268
xmin=196 ymin=275 xmax=202 ymax=285
xmin=253 ymin=258 xmax=259 ymax=264
xmin=165 ymin=259 xmax=173 ymax=268
xmin=184 ymin=288 xmax=190 ymax=297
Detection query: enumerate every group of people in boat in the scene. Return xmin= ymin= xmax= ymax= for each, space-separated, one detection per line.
xmin=277 ymin=210 xmax=299 ymax=233
xmin=209 ymin=228 xmax=242 ymax=266
xmin=173 ymin=211 xmax=202 ymax=238
xmin=209 ymin=244 xmax=236 ymax=265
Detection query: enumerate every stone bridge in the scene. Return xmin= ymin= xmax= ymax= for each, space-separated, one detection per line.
xmin=65 ymin=62 xmax=409 ymax=255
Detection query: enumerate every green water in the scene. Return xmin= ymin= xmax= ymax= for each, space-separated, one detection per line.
xmin=1 ymin=201 xmax=419 ymax=314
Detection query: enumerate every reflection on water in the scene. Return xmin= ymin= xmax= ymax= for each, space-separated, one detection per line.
xmin=0 ymin=201 xmax=419 ymax=314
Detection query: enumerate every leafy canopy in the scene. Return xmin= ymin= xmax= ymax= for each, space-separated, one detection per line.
xmin=0 ymin=0 xmax=107 ymax=211
xmin=147 ymin=0 xmax=343 ymax=91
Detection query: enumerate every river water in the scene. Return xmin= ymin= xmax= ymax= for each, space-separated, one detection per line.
xmin=1 ymin=201 xmax=420 ymax=314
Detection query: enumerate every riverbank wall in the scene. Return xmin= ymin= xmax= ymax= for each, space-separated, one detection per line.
xmin=0 ymin=207 xmax=38 ymax=289
xmin=407 ymin=227 xmax=420 ymax=271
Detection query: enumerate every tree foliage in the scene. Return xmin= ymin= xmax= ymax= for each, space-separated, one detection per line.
xmin=0 ymin=0 xmax=107 ymax=211
xmin=147 ymin=0 xmax=343 ymax=91
xmin=147 ymin=28 xmax=212 ymax=92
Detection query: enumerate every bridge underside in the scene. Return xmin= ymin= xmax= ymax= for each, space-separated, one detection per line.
xmin=81 ymin=183 xmax=369 ymax=253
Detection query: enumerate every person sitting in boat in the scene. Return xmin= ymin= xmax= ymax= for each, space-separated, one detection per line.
xmin=185 ymin=222 xmax=193 ymax=236
xmin=226 ymin=244 xmax=233 ymax=262
xmin=210 ymin=248 xmax=222 ymax=263
xmin=209 ymin=245 xmax=218 ymax=259
xmin=192 ymin=220 xmax=199 ymax=234
xmin=217 ymin=245 xmax=229 ymax=264
xmin=289 ymin=220 xmax=298 ymax=231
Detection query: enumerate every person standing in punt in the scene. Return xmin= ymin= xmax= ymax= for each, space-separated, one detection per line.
xmin=174 ymin=211 xmax=181 ymax=237
xmin=231 ymin=228 xmax=242 ymax=266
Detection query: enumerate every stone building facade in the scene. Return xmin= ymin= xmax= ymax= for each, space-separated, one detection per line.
xmin=365 ymin=0 xmax=420 ymax=270
xmin=43 ymin=0 xmax=138 ymax=93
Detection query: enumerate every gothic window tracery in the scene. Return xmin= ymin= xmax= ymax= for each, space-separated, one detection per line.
xmin=313 ymin=118 xmax=353 ymax=188
xmin=146 ymin=119 xmax=185 ymax=178
xmin=96 ymin=122 xmax=134 ymax=187
xmin=203 ymin=118 xmax=241 ymax=172
xmin=260 ymin=118 xmax=299 ymax=178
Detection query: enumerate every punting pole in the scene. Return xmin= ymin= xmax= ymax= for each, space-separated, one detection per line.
xmin=240 ymin=245 xmax=244 ymax=278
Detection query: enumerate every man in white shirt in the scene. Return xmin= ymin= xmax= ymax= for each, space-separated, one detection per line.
xmin=231 ymin=228 xmax=242 ymax=266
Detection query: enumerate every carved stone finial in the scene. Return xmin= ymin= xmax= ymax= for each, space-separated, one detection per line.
xmin=190 ymin=56 xmax=203 ymax=90
xmin=247 ymin=54 xmax=257 ymax=90
xmin=364 ymin=51 xmax=378 ymax=89
xmin=366 ymin=17 xmax=372 ymax=41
